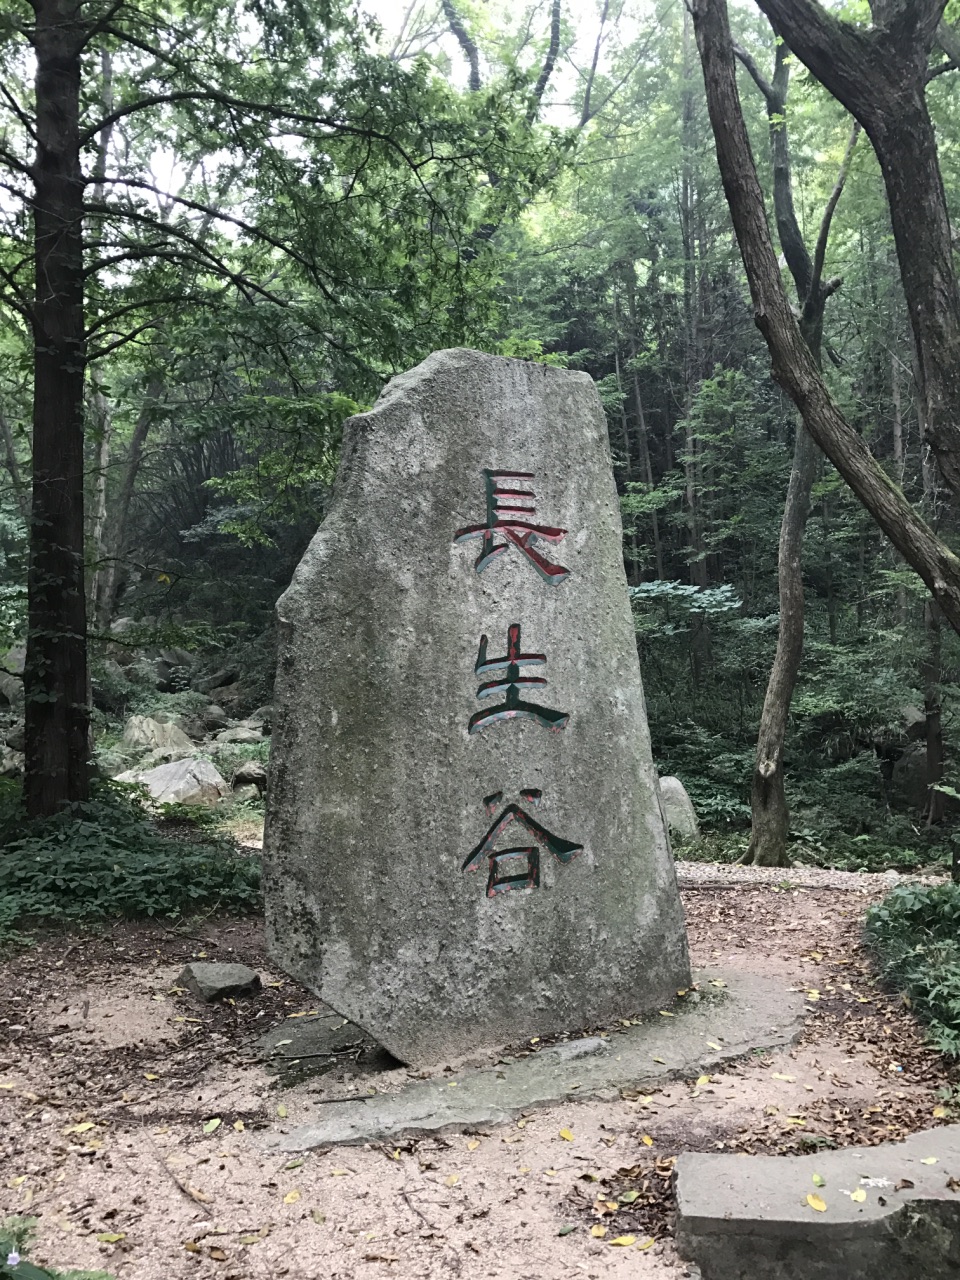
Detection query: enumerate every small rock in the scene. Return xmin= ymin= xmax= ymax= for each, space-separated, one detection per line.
xmin=540 ymin=1036 xmax=610 ymax=1062
xmin=178 ymin=962 xmax=261 ymax=1003
xmin=659 ymin=775 xmax=700 ymax=839
xmin=4 ymin=726 xmax=24 ymax=753
xmin=233 ymin=760 xmax=268 ymax=793
xmin=216 ymin=726 xmax=263 ymax=744
xmin=0 ymin=747 xmax=24 ymax=777
xmin=202 ymin=705 xmax=229 ymax=730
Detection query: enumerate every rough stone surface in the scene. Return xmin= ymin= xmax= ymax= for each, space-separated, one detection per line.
xmin=232 ymin=760 xmax=267 ymax=793
xmin=215 ymin=726 xmax=263 ymax=744
xmin=178 ymin=961 xmax=261 ymax=1002
xmin=120 ymin=715 xmax=194 ymax=757
xmin=660 ymin=775 xmax=700 ymax=838
xmin=675 ymin=1124 xmax=960 ymax=1280
xmin=115 ymin=757 xmax=229 ymax=806
xmin=264 ymin=348 xmax=689 ymax=1067
xmin=272 ymin=971 xmax=803 ymax=1149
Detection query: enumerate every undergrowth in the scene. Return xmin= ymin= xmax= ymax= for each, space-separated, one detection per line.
xmin=866 ymin=883 xmax=960 ymax=1057
xmin=0 ymin=1217 xmax=113 ymax=1279
xmin=0 ymin=780 xmax=260 ymax=945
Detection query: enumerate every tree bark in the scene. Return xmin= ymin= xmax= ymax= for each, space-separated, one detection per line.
xmin=738 ymin=37 xmax=857 ymax=865
xmin=25 ymin=0 xmax=90 ymax=817
xmin=95 ymin=374 xmax=163 ymax=630
xmin=751 ymin=0 xmax=960 ymax=501
xmin=0 ymin=408 xmax=30 ymax=524
xmin=690 ymin=0 xmax=960 ymax=639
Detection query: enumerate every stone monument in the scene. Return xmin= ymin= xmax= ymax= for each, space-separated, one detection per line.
xmin=264 ymin=349 xmax=690 ymax=1066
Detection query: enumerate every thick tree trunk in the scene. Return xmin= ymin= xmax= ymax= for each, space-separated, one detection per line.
xmin=753 ymin=0 xmax=960 ymax=500
xmin=690 ymin=0 xmax=960 ymax=640
xmin=25 ymin=0 xmax=89 ymax=816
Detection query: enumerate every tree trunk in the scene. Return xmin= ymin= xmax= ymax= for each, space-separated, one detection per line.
xmin=738 ymin=35 xmax=857 ymax=865
xmin=690 ymin=0 xmax=960 ymax=640
xmin=0 ymin=409 xmax=30 ymax=524
xmin=746 ymin=425 xmax=818 ymax=862
xmin=95 ymin=374 xmax=163 ymax=630
xmin=87 ymin=372 xmax=112 ymax=620
xmin=25 ymin=0 xmax=89 ymax=817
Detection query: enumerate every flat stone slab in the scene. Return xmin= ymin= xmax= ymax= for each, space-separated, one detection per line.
xmin=178 ymin=962 xmax=261 ymax=1002
xmin=272 ymin=971 xmax=803 ymax=1150
xmin=676 ymin=1124 xmax=960 ymax=1280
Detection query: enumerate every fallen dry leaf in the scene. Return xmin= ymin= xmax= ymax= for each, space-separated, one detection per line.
xmin=850 ymin=1188 xmax=867 ymax=1203
xmin=609 ymin=1235 xmax=636 ymax=1246
xmin=559 ymin=1128 xmax=574 ymax=1141
xmin=806 ymin=1194 xmax=827 ymax=1212
xmin=590 ymin=1225 xmax=607 ymax=1238
xmin=283 ymin=1189 xmax=301 ymax=1204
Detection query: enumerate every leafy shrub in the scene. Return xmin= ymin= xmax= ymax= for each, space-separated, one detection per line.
xmin=0 ymin=1217 xmax=113 ymax=1279
xmin=865 ymin=883 xmax=960 ymax=1057
xmin=0 ymin=781 xmax=260 ymax=944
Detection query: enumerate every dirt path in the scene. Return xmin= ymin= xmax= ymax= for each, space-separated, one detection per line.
xmin=0 ymin=878 xmax=953 ymax=1280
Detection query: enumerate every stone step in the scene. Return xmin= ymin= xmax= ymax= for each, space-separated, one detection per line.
xmin=675 ymin=1124 xmax=960 ymax=1279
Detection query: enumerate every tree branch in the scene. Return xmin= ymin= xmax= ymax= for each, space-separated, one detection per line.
xmin=691 ymin=0 xmax=960 ymax=634
xmin=441 ymin=0 xmax=481 ymax=91
xmin=532 ymin=0 xmax=562 ymax=105
xmin=580 ymin=0 xmax=611 ymax=126
xmin=809 ymin=120 xmax=861 ymax=298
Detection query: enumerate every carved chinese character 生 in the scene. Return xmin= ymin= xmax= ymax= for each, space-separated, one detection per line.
xmin=454 ymin=469 xmax=571 ymax=583
xmin=463 ymin=789 xmax=583 ymax=897
xmin=468 ymin=623 xmax=569 ymax=734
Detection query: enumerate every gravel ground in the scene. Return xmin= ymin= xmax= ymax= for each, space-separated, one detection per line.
xmin=675 ymin=860 xmax=948 ymax=892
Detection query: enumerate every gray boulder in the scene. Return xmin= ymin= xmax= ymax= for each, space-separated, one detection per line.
xmin=216 ymin=726 xmax=263 ymax=744
xmin=202 ymin=704 xmax=229 ymax=730
xmin=115 ymin=757 xmax=229 ymax=806
xmin=195 ymin=667 xmax=238 ymax=695
xmin=233 ymin=759 xmax=267 ymax=793
xmin=0 ymin=747 xmax=24 ymax=777
xmin=4 ymin=725 xmax=24 ymax=753
xmin=659 ymin=775 xmax=700 ymax=839
xmin=120 ymin=715 xmax=194 ymax=757
xmin=0 ymin=672 xmax=22 ymax=707
xmin=178 ymin=961 xmax=261 ymax=1002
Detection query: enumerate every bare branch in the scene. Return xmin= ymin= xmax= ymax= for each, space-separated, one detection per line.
xmin=532 ymin=0 xmax=562 ymax=105
xmin=809 ymin=120 xmax=861 ymax=297
xmin=732 ymin=40 xmax=775 ymax=102
xmin=580 ymin=0 xmax=611 ymax=126
xmin=441 ymin=0 xmax=481 ymax=91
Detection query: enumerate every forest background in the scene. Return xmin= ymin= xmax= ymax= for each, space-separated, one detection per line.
xmin=2 ymin=0 xmax=960 ymax=882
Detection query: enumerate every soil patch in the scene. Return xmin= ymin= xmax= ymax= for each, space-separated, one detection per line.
xmin=0 ymin=882 xmax=954 ymax=1279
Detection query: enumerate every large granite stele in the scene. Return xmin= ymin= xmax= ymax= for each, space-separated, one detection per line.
xmin=264 ymin=348 xmax=690 ymax=1066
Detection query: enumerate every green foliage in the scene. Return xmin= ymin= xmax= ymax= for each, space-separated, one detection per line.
xmin=0 ymin=1218 xmax=114 ymax=1280
xmin=0 ymin=782 xmax=260 ymax=945
xmin=866 ymin=884 xmax=960 ymax=1057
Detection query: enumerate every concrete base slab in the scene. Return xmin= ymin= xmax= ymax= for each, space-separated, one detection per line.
xmin=271 ymin=970 xmax=804 ymax=1150
xmin=676 ymin=1124 xmax=960 ymax=1280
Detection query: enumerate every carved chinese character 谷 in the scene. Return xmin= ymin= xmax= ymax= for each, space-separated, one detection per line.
xmin=462 ymin=789 xmax=583 ymax=897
